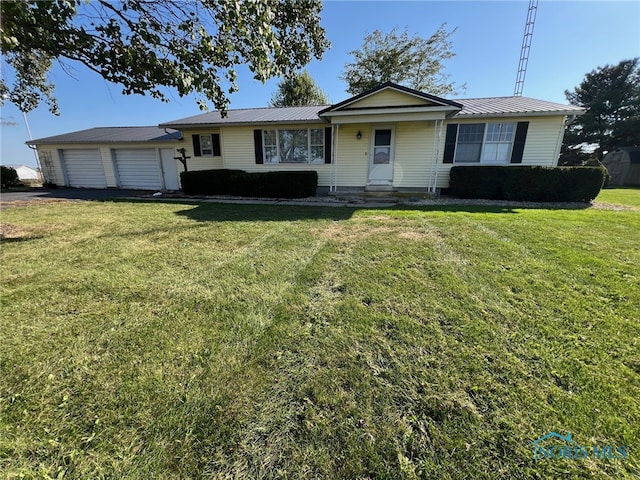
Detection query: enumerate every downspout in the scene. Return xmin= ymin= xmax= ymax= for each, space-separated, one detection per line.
xmin=427 ymin=120 xmax=438 ymax=193
xmin=553 ymin=115 xmax=572 ymax=166
xmin=336 ymin=124 xmax=340 ymax=193
xmin=432 ymin=119 xmax=444 ymax=193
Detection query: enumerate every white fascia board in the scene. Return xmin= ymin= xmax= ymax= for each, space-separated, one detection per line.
xmin=324 ymin=105 xmax=457 ymax=117
xmin=327 ymin=111 xmax=450 ymax=125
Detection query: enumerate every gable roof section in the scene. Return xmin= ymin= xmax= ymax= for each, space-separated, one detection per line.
xmin=161 ymin=105 xmax=329 ymax=129
xmin=319 ymin=82 xmax=463 ymax=114
xmin=453 ymin=96 xmax=584 ymax=118
xmin=28 ymin=126 xmax=181 ymax=145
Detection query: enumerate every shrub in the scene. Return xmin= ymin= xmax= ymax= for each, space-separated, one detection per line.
xmin=180 ymin=169 xmax=318 ymax=198
xmin=180 ymin=169 xmax=244 ymax=195
xmin=449 ymin=166 xmax=606 ymax=202
xmin=1 ymin=166 xmax=21 ymax=190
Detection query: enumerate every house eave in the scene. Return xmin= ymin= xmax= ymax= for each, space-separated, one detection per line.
xmin=159 ymin=118 xmax=330 ymax=129
xmin=453 ymin=110 xmax=585 ymax=119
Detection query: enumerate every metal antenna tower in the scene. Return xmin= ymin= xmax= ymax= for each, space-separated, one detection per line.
xmin=514 ymin=0 xmax=538 ymax=96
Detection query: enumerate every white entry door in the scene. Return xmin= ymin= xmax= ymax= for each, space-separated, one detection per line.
xmin=368 ymin=127 xmax=395 ymax=185
xmin=160 ymin=148 xmax=180 ymax=190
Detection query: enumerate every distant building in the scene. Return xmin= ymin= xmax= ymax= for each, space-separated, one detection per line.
xmin=602 ymin=147 xmax=640 ymax=187
xmin=6 ymin=164 xmax=42 ymax=181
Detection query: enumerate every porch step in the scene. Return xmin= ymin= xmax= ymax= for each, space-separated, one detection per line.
xmin=365 ymin=185 xmax=395 ymax=192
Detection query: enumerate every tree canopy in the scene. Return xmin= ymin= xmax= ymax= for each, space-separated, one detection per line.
xmin=0 ymin=0 xmax=329 ymax=115
xmin=341 ymin=24 xmax=462 ymax=97
xmin=269 ymin=71 xmax=329 ymax=107
xmin=560 ymin=58 xmax=640 ymax=164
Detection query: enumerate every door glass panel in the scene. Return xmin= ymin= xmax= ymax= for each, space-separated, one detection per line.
xmin=375 ymin=129 xmax=392 ymax=147
xmin=373 ymin=147 xmax=390 ymax=164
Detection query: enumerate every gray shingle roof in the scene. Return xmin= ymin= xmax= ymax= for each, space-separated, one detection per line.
xmin=452 ymin=96 xmax=584 ymax=117
xmin=160 ymin=105 xmax=330 ymax=128
xmin=28 ymin=126 xmax=181 ymax=145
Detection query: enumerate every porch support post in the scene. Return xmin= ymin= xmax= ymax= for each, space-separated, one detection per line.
xmin=331 ymin=124 xmax=339 ymax=192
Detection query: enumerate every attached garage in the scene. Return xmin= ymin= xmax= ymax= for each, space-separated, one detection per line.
xmin=61 ymin=148 xmax=107 ymax=188
xmin=28 ymin=127 xmax=183 ymax=189
xmin=113 ymin=148 xmax=162 ymax=189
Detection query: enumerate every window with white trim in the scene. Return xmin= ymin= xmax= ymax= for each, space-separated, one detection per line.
xmin=454 ymin=123 xmax=515 ymax=164
xmin=200 ymin=135 xmax=213 ymax=156
xmin=263 ymin=128 xmax=325 ymax=164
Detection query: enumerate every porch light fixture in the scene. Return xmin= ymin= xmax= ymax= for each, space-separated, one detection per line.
xmin=356 ymin=130 xmax=362 ymax=140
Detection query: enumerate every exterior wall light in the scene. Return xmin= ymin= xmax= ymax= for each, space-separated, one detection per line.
xmin=357 ymin=130 xmax=362 ymax=140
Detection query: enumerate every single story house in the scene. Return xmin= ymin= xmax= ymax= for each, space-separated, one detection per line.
xmin=28 ymin=82 xmax=584 ymax=193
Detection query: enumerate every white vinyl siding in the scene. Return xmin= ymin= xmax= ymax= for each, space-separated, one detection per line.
xmin=345 ymin=89 xmax=436 ymax=109
xmin=393 ymin=121 xmax=437 ymax=189
xmin=333 ymin=124 xmax=370 ymax=187
xmin=113 ymin=148 xmax=162 ymax=189
xmin=61 ymin=149 xmax=107 ymax=188
xmin=177 ymin=130 xmax=223 ymax=172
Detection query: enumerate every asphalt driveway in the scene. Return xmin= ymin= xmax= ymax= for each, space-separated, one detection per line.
xmin=0 ymin=188 xmax=149 ymax=207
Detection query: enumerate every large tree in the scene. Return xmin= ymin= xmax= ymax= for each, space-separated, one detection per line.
xmin=269 ymin=70 xmax=328 ymax=107
xmin=560 ymin=58 xmax=640 ymax=164
xmin=341 ymin=24 xmax=462 ymax=96
xmin=0 ymin=0 xmax=329 ymax=114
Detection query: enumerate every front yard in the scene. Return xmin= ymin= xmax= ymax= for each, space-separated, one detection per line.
xmin=1 ymin=189 xmax=638 ymax=478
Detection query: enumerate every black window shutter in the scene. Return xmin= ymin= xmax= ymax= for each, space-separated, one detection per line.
xmin=510 ymin=121 xmax=529 ymax=164
xmin=253 ymin=130 xmax=264 ymax=164
xmin=324 ymin=127 xmax=332 ymax=164
xmin=212 ymin=133 xmax=221 ymax=156
xmin=192 ymin=134 xmax=201 ymax=157
xmin=443 ymin=124 xmax=458 ymax=164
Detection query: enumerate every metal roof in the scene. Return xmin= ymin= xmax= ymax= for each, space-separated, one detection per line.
xmin=28 ymin=96 xmax=584 ymax=145
xmin=160 ymin=105 xmax=329 ymax=128
xmin=28 ymin=126 xmax=181 ymax=145
xmin=452 ymin=96 xmax=584 ymax=117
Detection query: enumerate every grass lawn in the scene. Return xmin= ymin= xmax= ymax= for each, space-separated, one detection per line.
xmin=1 ymin=190 xmax=639 ymax=479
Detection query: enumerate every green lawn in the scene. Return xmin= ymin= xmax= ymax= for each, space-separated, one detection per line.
xmin=1 ymin=190 xmax=639 ymax=479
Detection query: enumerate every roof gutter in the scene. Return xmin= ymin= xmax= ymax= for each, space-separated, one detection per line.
xmin=453 ymin=109 xmax=585 ymax=119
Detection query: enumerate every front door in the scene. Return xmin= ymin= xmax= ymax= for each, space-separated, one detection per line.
xmin=368 ymin=127 xmax=394 ymax=185
xmin=160 ymin=148 xmax=180 ymax=190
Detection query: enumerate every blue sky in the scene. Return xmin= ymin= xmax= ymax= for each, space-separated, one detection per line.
xmin=1 ymin=0 xmax=639 ymax=168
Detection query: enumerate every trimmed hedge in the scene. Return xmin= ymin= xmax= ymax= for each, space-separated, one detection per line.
xmin=180 ymin=169 xmax=318 ymax=198
xmin=449 ymin=166 xmax=606 ymax=202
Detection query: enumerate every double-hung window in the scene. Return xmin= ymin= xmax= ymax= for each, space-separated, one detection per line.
xmin=192 ymin=133 xmax=221 ymax=157
xmin=454 ymin=123 xmax=516 ymax=164
xmin=200 ymin=135 xmax=214 ymax=156
xmin=262 ymin=128 xmax=325 ymax=164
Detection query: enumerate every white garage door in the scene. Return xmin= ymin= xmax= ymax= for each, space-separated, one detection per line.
xmin=61 ymin=149 xmax=107 ymax=188
xmin=114 ymin=149 xmax=162 ymax=190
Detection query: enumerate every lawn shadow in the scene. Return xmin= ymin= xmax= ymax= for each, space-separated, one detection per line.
xmin=391 ymin=201 xmax=592 ymax=214
xmin=172 ymin=201 xmax=357 ymax=223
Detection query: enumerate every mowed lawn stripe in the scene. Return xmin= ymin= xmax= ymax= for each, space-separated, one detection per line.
xmin=1 ymin=195 xmax=638 ymax=478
